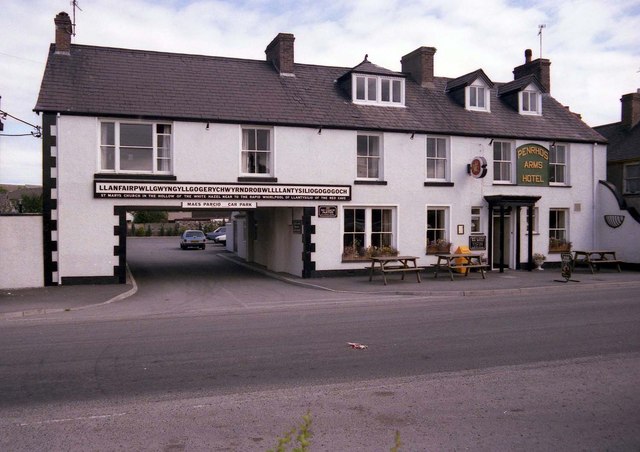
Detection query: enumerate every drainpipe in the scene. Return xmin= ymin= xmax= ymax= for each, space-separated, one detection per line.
xmin=592 ymin=142 xmax=597 ymax=249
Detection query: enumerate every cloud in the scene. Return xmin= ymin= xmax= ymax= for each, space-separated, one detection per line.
xmin=1 ymin=0 xmax=638 ymax=184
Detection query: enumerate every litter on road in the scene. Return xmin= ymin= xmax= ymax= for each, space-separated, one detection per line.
xmin=347 ymin=342 xmax=368 ymax=349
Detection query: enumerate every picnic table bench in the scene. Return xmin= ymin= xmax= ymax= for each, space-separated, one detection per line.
xmin=367 ymin=256 xmax=423 ymax=285
xmin=434 ymin=253 xmax=489 ymax=281
xmin=572 ymin=250 xmax=622 ymax=274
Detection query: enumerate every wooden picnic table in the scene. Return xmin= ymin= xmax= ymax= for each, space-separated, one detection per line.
xmin=572 ymin=250 xmax=621 ymax=274
xmin=368 ymin=256 xmax=422 ymax=285
xmin=434 ymin=253 xmax=488 ymax=281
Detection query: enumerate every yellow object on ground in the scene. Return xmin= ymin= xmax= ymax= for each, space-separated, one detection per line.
xmin=454 ymin=246 xmax=471 ymax=274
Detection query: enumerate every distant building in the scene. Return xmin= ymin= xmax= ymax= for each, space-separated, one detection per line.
xmin=0 ymin=184 xmax=42 ymax=213
xmin=594 ymin=90 xmax=640 ymax=215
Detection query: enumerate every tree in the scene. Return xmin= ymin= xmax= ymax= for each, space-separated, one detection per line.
xmin=133 ymin=211 xmax=168 ymax=223
xmin=19 ymin=194 xmax=42 ymax=213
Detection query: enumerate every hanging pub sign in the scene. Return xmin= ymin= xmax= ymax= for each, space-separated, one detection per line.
xmin=516 ymin=143 xmax=549 ymax=186
xmin=468 ymin=156 xmax=488 ymax=178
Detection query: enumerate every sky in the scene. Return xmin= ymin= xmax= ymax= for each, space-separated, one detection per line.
xmin=1 ymin=0 xmax=639 ymax=185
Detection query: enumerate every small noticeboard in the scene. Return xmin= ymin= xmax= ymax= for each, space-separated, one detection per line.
xmin=318 ymin=205 xmax=338 ymax=218
xmin=292 ymin=220 xmax=302 ymax=234
xmin=469 ymin=235 xmax=486 ymax=251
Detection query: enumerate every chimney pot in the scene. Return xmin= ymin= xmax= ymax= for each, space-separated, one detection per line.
xmin=265 ymin=33 xmax=295 ymax=76
xmin=525 ymin=49 xmax=532 ymax=63
xmin=54 ymin=11 xmax=72 ymax=55
xmin=401 ymin=46 xmax=437 ymax=88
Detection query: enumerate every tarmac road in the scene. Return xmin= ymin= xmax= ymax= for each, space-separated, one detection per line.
xmin=1 ymin=238 xmax=639 ymax=450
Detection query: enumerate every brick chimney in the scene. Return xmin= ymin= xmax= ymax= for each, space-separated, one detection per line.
xmin=621 ymin=90 xmax=640 ymax=130
xmin=401 ymin=47 xmax=437 ymax=88
xmin=265 ymin=33 xmax=295 ymax=76
xmin=513 ymin=49 xmax=551 ymax=92
xmin=54 ymin=11 xmax=72 ymax=55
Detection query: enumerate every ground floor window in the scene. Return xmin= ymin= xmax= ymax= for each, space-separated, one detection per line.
xmin=549 ymin=208 xmax=570 ymax=252
xmin=471 ymin=206 xmax=482 ymax=234
xmin=342 ymin=207 xmax=395 ymax=260
xmin=426 ymin=206 xmax=450 ymax=254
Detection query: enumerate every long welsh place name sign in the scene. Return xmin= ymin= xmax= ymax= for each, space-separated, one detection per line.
xmin=94 ymin=181 xmax=351 ymax=201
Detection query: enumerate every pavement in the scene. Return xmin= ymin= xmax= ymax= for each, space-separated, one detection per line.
xmin=2 ymin=259 xmax=639 ymax=319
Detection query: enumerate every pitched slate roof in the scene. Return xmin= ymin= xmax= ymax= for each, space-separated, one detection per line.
xmin=34 ymin=43 xmax=606 ymax=144
xmin=445 ymin=69 xmax=494 ymax=92
xmin=498 ymin=74 xmax=546 ymax=96
xmin=340 ymin=56 xmax=405 ymax=79
xmin=594 ymin=122 xmax=640 ymax=161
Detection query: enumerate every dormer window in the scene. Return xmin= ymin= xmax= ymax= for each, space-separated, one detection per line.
xmin=520 ymin=86 xmax=542 ymax=115
xmin=353 ymin=74 xmax=404 ymax=107
xmin=498 ymin=76 xmax=544 ymax=115
xmin=466 ymin=81 xmax=490 ymax=111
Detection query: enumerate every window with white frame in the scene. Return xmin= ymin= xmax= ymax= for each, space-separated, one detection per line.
xmin=426 ymin=206 xmax=449 ymax=253
xmin=624 ymin=162 xmax=640 ymax=194
xmin=466 ymin=82 xmax=490 ymax=111
xmin=493 ymin=141 xmax=513 ymax=183
xmin=471 ymin=206 xmax=482 ymax=234
xmin=549 ymin=144 xmax=567 ymax=184
xmin=343 ymin=207 xmax=395 ymax=258
xmin=353 ymin=74 xmax=404 ymax=106
xmin=426 ymin=136 xmax=449 ymax=180
xmin=99 ymin=121 xmax=172 ymax=174
xmin=549 ymin=208 xmax=570 ymax=251
xmin=520 ymin=89 xmax=541 ymax=115
xmin=241 ymin=127 xmax=272 ymax=175
xmin=357 ymin=134 xmax=382 ymax=179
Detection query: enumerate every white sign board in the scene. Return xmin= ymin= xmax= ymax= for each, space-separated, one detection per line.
xmin=181 ymin=201 xmax=256 ymax=209
xmin=95 ymin=181 xmax=351 ymax=201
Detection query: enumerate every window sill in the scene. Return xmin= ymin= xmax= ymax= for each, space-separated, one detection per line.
xmin=354 ymin=180 xmax=387 ymax=185
xmin=237 ymin=176 xmax=278 ymax=183
xmin=94 ymin=173 xmax=177 ymax=181
xmin=549 ymin=184 xmax=572 ymax=188
xmin=342 ymin=257 xmax=369 ymax=263
xmin=492 ymin=182 xmax=517 ymax=186
xmin=424 ymin=181 xmax=454 ymax=187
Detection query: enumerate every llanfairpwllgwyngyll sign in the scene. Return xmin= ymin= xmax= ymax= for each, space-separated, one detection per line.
xmin=95 ymin=181 xmax=351 ymax=201
xmin=516 ymin=143 xmax=549 ymax=186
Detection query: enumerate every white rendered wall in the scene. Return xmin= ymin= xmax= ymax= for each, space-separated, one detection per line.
xmin=57 ymin=116 xmax=119 ymax=280
xmin=53 ymin=115 xmax=605 ymax=278
xmin=597 ymin=182 xmax=640 ymax=263
xmin=0 ymin=216 xmax=44 ymax=289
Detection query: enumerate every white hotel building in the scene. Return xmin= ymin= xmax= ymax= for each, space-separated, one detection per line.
xmin=34 ymin=12 xmax=607 ymax=285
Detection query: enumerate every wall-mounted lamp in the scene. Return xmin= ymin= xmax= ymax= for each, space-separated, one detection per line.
xmin=205 ymin=122 xmax=210 ymax=130
xmin=550 ymin=141 xmax=556 ymax=148
xmin=317 ymin=126 xmax=322 ymax=135
xmin=488 ymin=138 xmax=494 ymax=145
xmin=410 ymin=132 xmax=415 ymax=140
